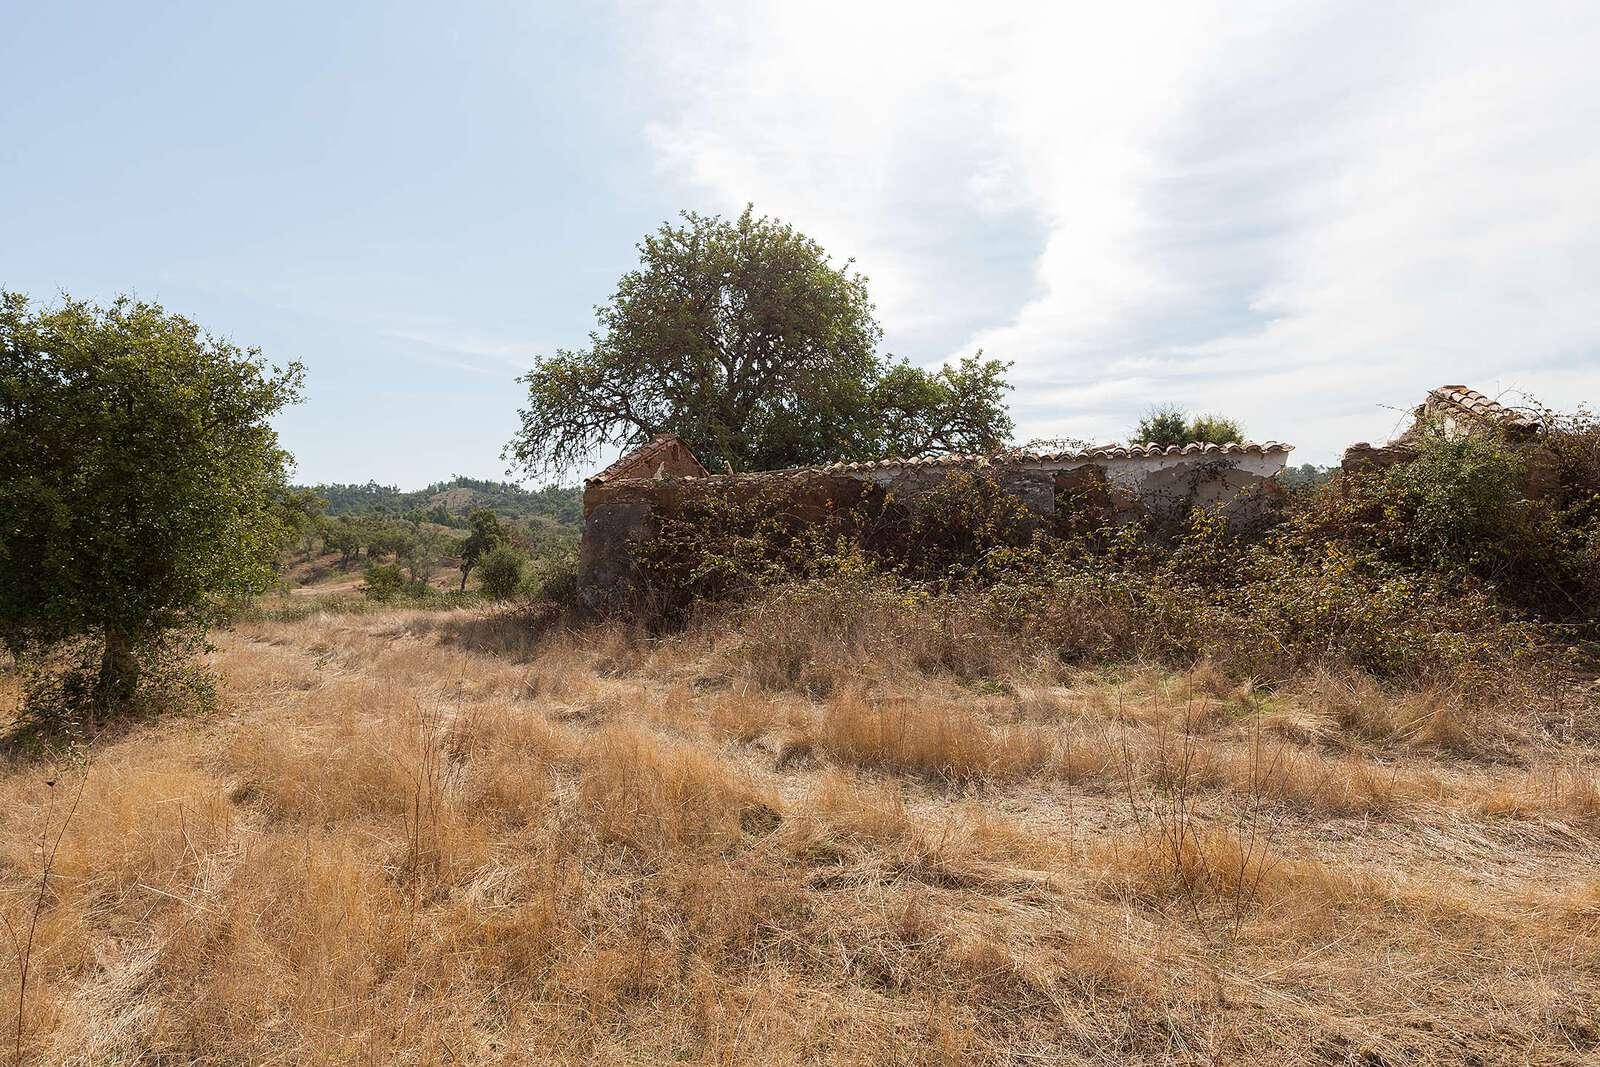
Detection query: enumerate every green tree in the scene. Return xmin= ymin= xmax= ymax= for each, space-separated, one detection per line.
xmin=477 ymin=544 xmax=528 ymax=600
xmin=366 ymin=521 xmax=416 ymax=562
xmin=1132 ymin=406 xmax=1244 ymax=448
xmin=279 ymin=487 xmax=327 ymax=553
xmin=869 ymin=354 xmax=1015 ymax=459
xmin=397 ymin=526 xmax=441 ymax=585
xmin=1133 ymin=405 xmax=1191 ymax=448
xmin=0 ymin=292 xmax=303 ymax=712
xmin=458 ymin=509 xmax=506 ymax=592
xmin=1188 ymin=413 xmax=1244 ymax=445
xmin=360 ymin=562 xmax=407 ymax=601
xmin=325 ymin=518 xmax=361 ymax=566
xmin=506 ymin=206 xmax=1014 ymax=477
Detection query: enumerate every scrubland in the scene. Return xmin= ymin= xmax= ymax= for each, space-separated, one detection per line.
xmin=2 ymin=587 xmax=1598 ymax=1065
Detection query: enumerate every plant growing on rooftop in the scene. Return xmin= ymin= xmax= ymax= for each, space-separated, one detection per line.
xmin=1133 ymin=406 xmax=1245 ymax=448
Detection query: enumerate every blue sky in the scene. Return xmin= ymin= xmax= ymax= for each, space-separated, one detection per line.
xmin=4 ymin=2 xmax=1596 ymax=484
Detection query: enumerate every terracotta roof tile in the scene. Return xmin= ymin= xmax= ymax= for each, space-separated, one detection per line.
xmin=750 ymin=440 xmax=1293 ymax=478
xmin=592 ymin=437 xmax=1293 ymax=486
xmin=1427 ymin=385 xmax=1540 ymax=431
xmin=588 ymin=433 xmax=706 ymax=484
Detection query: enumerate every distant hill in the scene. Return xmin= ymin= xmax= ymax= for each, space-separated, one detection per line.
xmin=305 ymin=476 xmax=582 ymax=529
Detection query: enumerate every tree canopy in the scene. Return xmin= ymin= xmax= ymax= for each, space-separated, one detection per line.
xmin=506 ymin=207 xmax=1014 ymax=477
xmin=0 ymin=292 xmax=303 ymax=708
xmin=1132 ymin=405 xmax=1245 ymax=448
xmin=458 ymin=509 xmax=507 ymax=592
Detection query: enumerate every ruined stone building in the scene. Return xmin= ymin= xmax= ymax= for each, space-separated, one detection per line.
xmin=1341 ymin=384 xmax=1558 ymax=495
xmin=579 ymin=433 xmax=1294 ymax=613
xmin=1343 ymin=385 xmax=1541 ymax=472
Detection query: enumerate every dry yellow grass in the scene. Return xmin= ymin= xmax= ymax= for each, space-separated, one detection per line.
xmin=2 ymin=606 xmax=1598 ymax=1064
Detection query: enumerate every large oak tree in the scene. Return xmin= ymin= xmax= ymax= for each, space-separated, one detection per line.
xmin=505 ymin=207 xmax=1013 ymax=478
xmin=0 ymin=292 xmax=303 ymax=713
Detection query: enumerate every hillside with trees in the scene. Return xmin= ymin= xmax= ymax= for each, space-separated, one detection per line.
xmin=309 ymin=476 xmax=581 ymax=529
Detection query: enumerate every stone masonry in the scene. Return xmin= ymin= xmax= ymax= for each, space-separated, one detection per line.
xmin=579 ymin=434 xmax=1294 ymax=614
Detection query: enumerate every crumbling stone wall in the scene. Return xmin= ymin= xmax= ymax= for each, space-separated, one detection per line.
xmin=1340 ymin=384 xmax=1559 ymax=498
xmin=579 ymin=445 xmax=1291 ymax=615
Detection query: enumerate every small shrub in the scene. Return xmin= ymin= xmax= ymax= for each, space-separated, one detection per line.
xmin=477 ymin=545 xmax=528 ymax=601
xmin=360 ymin=562 xmax=407 ymax=601
xmin=527 ymin=553 xmax=580 ymax=606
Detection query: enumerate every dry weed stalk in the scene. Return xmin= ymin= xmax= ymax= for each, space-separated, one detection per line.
xmin=3 ymin=759 xmax=88 ymax=1066
xmin=1115 ymin=699 xmax=1279 ymax=981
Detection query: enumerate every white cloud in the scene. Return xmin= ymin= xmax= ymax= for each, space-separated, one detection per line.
xmin=626 ymin=0 xmax=1600 ymax=462
xmin=382 ymin=323 xmax=541 ymax=373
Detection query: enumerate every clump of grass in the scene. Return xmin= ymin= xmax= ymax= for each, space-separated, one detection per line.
xmin=576 ymin=725 xmax=780 ymax=857
xmin=723 ymin=574 xmax=1036 ymax=694
xmin=817 ymin=689 xmax=1053 ymax=783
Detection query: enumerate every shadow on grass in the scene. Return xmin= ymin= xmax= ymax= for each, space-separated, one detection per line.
xmin=399 ymin=599 xmax=589 ymax=662
xmin=0 ymin=652 xmax=213 ymax=766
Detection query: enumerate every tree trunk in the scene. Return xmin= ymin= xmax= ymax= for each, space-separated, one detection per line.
xmin=97 ymin=628 xmax=141 ymax=712
xmin=459 ymin=564 xmax=470 ymax=593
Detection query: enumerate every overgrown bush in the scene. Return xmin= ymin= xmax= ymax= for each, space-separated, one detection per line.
xmin=528 ymin=554 xmax=580 ymax=607
xmin=360 ymin=562 xmax=407 ymax=601
xmin=1298 ymin=420 xmax=1599 ymax=631
xmin=477 ymin=544 xmax=529 ymax=601
xmin=982 ymin=513 xmax=1548 ymax=684
xmin=633 ymin=479 xmax=877 ymax=624
xmin=627 ymin=411 xmax=1599 ymax=689
xmin=634 ymin=466 xmax=1041 ymax=619
xmin=864 ymin=466 xmax=1039 ymax=585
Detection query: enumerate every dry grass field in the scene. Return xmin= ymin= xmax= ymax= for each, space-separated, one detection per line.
xmin=2 ymin=599 xmax=1599 ymax=1064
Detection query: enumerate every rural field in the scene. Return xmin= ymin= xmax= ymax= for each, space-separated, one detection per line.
xmin=3 ymin=590 xmax=1597 ymax=1065
xmin=7 ymin=5 xmax=1599 ymax=1063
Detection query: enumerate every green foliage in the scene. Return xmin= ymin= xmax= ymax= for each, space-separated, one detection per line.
xmin=1382 ymin=423 xmax=1528 ymax=572
xmin=1307 ymin=420 xmax=1600 ymax=628
xmin=506 ymin=205 xmax=1014 ymax=478
xmin=477 ymin=544 xmax=528 ymax=600
xmin=1133 ymin=406 xmax=1244 ymax=447
xmin=360 ymin=562 xmax=407 ymax=601
xmin=633 ymin=481 xmax=874 ymax=623
xmin=633 ymin=467 xmax=1042 ymax=621
xmin=0 ymin=291 xmax=303 ymax=715
xmin=624 ymin=406 xmax=1600 ymax=686
xmin=1188 ymin=413 xmax=1244 ymax=445
xmin=868 ymin=467 xmax=1038 ymax=584
xmin=308 ymin=476 xmax=581 ymax=529
xmin=528 ymin=554 xmax=580 ymax=607
xmin=980 ymin=509 xmax=1546 ymax=683
xmin=323 ymin=518 xmax=363 ymax=564
xmin=1281 ymin=463 xmax=1334 ymax=490
xmin=397 ymin=526 xmax=449 ymax=583
xmin=278 ymin=487 xmax=327 ymax=552
xmin=868 ymin=353 xmax=1015 ymax=460
xmin=458 ymin=508 xmax=507 ymax=591
xmin=1133 ymin=406 xmax=1190 ymax=448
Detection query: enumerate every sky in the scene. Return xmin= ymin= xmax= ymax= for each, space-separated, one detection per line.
xmin=2 ymin=1 xmax=1596 ymax=485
